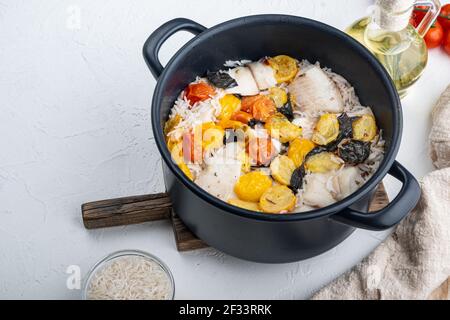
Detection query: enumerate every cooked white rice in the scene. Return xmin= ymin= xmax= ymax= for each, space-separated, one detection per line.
xmin=224 ymin=59 xmax=252 ymax=68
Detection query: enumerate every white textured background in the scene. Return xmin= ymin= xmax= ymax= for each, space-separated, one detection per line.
xmin=1 ymin=0 xmax=449 ymax=299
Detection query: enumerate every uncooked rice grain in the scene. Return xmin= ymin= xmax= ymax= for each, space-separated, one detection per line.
xmin=86 ymin=256 xmax=172 ymax=300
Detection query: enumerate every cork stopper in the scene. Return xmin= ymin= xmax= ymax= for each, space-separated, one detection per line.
xmin=374 ymin=0 xmax=415 ymax=31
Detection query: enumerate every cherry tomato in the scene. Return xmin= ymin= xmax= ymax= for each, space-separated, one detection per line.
xmin=414 ymin=6 xmax=428 ymax=22
xmin=443 ymin=31 xmax=450 ymax=56
xmin=424 ymin=21 xmax=444 ymax=48
xmin=241 ymin=95 xmax=262 ymax=113
xmin=410 ymin=6 xmax=433 ymax=28
xmin=185 ymin=82 xmax=215 ymax=105
xmin=409 ymin=15 xmax=419 ymax=28
xmin=251 ymin=97 xmax=276 ymax=122
xmin=438 ymin=4 xmax=450 ymax=31
xmin=231 ymin=111 xmax=253 ymax=124
xmin=241 ymin=95 xmax=276 ymax=122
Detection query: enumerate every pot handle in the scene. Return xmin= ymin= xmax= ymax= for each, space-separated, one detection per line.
xmin=143 ymin=18 xmax=207 ymax=79
xmin=331 ymin=161 xmax=421 ymax=231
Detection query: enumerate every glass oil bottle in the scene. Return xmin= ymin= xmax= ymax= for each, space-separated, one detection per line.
xmin=346 ymin=0 xmax=441 ymax=98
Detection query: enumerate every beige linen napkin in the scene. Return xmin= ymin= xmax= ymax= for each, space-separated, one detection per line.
xmin=312 ymin=85 xmax=450 ymax=300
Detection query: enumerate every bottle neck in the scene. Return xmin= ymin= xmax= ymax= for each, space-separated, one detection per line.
xmin=364 ymin=1 xmax=416 ymax=56
xmin=372 ymin=0 xmax=415 ymax=32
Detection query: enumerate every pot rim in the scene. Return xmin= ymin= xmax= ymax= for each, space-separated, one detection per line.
xmin=151 ymin=14 xmax=402 ymax=222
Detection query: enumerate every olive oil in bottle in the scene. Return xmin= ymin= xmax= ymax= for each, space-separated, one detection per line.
xmin=346 ymin=0 xmax=441 ymax=98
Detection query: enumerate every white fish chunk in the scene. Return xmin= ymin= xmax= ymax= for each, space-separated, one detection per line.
xmin=248 ymin=61 xmax=277 ymax=90
xmin=302 ymin=173 xmax=336 ymax=208
xmin=196 ymin=143 xmax=243 ymax=201
xmin=226 ymin=67 xmax=259 ymax=96
xmin=288 ymin=65 xmax=344 ymax=115
xmin=303 ymin=167 xmax=362 ymax=208
xmin=302 ymin=167 xmax=362 ymax=208
xmin=292 ymin=116 xmax=316 ymax=139
xmin=334 ymin=166 xmax=361 ymax=200
xmin=195 ymin=162 xmax=241 ymax=201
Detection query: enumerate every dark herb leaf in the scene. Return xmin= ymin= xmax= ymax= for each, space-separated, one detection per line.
xmin=290 ymin=165 xmax=306 ymax=192
xmin=305 ymin=146 xmax=328 ymax=159
xmin=278 ymin=99 xmax=294 ymax=121
xmin=324 ymin=113 xmax=360 ymax=151
xmin=338 ymin=140 xmax=371 ymax=164
xmin=206 ymin=70 xmax=238 ymax=89
xmin=322 ymin=138 xmax=340 ymax=152
xmin=338 ymin=113 xmax=358 ymax=139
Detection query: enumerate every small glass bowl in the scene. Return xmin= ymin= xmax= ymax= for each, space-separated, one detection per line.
xmin=82 ymin=249 xmax=175 ymax=300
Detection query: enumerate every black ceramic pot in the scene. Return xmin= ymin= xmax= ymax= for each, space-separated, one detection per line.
xmin=143 ymin=15 xmax=421 ymax=263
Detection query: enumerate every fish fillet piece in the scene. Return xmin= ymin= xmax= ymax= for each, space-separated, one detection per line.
xmin=195 ymin=162 xmax=241 ymax=201
xmin=302 ymin=166 xmax=362 ymax=208
xmin=226 ymin=66 xmax=260 ymax=96
xmin=302 ymin=173 xmax=336 ymax=208
xmin=288 ymin=65 xmax=344 ymax=114
xmin=248 ymin=61 xmax=277 ymax=90
xmin=195 ymin=143 xmax=243 ymax=201
xmin=334 ymin=166 xmax=361 ymax=200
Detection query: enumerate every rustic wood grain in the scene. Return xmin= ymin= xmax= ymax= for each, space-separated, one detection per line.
xmin=368 ymin=183 xmax=388 ymax=212
xmin=171 ymin=213 xmax=208 ymax=252
xmin=82 ymin=193 xmax=172 ymax=229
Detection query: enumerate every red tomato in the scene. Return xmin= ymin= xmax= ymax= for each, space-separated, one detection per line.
xmin=251 ymin=97 xmax=276 ymax=122
xmin=409 ymin=15 xmax=419 ymax=28
xmin=411 ymin=6 xmax=428 ymax=27
xmin=231 ymin=111 xmax=253 ymax=124
xmin=241 ymin=95 xmax=262 ymax=113
xmin=424 ymin=21 xmax=444 ymax=48
xmin=185 ymin=82 xmax=215 ymax=105
xmin=410 ymin=8 xmax=425 ymax=27
xmin=443 ymin=31 xmax=450 ymax=55
xmin=411 ymin=5 xmax=443 ymax=28
xmin=438 ymin=4 xmax=450 ymax=31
